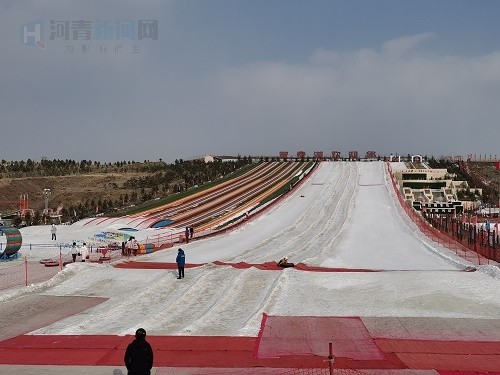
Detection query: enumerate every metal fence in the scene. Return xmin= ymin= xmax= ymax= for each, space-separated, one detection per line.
xmin=0 ymin=244 xmax=122 ymax=292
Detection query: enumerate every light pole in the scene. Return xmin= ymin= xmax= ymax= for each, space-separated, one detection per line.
xmin=43 ymin=188 xmax=51 ymax=216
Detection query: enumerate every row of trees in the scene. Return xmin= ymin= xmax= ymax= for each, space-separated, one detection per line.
xmin=0 ymin=158 xmax=167 ymax=177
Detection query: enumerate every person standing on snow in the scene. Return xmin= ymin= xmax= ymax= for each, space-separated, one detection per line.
xmin=51 ymin=224 xmax=57 ymax=240
xmin=131 ymin=237 xmax=139 ymax=256
xmin=176 ymin=248 xmax=185 ymax=279
xmin=124 ymin=328 xmax=154 ymax=375
xmin=71 ymin=242 xmax=78 ymax=262
xmin=125 ymin=238 xmax=133 ymax=256
xmin=80 ymin=242 xmax=89 ymax=262
xmin=125 ymin=237 xmax=136 ymax=256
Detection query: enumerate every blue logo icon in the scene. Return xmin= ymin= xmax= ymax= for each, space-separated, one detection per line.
xmin=20 ymin=19 xmax=45 ymax=48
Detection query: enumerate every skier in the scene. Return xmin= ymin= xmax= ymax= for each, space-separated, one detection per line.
xmin=124 ymin=328 xmax=154 ymax=375
xmin=176 ymin=248 xmax=185 ymax=279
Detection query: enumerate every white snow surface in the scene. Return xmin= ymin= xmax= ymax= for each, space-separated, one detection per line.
xmin=2 ymin=162 xmax=499 ymax=337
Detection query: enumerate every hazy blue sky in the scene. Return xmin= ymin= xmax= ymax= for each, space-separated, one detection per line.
xmin=2 ymin=0 xmax=500 ymax=162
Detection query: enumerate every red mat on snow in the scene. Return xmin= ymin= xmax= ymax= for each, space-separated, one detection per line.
xmin=376 ymin=338 xmax=500 ymax=372
xmin=1 ymin=315 xmax=500 ymax=371
xmin=115 ymin=260 xmax=381 ymax=272
xmin=0 ymin=335 xmax=326 ymax=368
xmin=114 ymin=262 xmax=204 ymax=269
xmin=254 ymin=315 xmax=500 ymax=371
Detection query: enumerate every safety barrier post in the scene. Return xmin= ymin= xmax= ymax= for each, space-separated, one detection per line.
xmin=25 ymin=257 xmax=28 ymax=286
xmin=59 ymin=245 xmax=63 ymax=270
xmin=476 ymin=243 xmax=480 ymax=265
xmin=328 ymin=342 xmax=334 ymax=375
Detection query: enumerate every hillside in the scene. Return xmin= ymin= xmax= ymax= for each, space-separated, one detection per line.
xmin=0 ymin=171 xmax=154 ymax=215
xmin=0 ymin=158 xmax=254 ymax=222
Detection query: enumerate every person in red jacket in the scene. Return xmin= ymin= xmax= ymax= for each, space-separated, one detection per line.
xmin=124 ymin=328 xmax=154 ymax=375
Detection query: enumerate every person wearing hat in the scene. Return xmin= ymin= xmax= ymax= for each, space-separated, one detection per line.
xmin=176 ymin=248 xmax=185 ymax=279
xmin=124 ymin=328 xmax=154 ymax=375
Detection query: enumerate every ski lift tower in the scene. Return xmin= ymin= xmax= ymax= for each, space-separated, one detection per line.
xmin=43 ymin=188 xmax=51 ymax=215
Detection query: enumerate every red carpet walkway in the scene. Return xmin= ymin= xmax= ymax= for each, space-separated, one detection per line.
xmin=0 ymin=315 xmax=498 ymax=372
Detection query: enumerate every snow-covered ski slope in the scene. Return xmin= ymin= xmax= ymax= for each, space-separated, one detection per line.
xmin=3 ymin=161 xmax=500 ymax=338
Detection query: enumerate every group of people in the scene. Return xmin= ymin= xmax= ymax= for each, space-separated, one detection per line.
xmin=122 ymin=237 xmax=139 ymax=256
xmin=121 ymin=250 xmax=186 ymax=372
xmin=70 ymin=241 xmax=89 ymax=262
xmin=122 ymin=248 xmax=187 ymax=370
xmin=121 ymin=252 xmax=297 ymax=374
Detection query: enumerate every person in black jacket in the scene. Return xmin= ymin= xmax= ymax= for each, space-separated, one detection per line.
xmin=124 ymin=328 xmax=154 ymax=375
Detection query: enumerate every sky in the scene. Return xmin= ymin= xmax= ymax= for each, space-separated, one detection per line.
xmin=2 ymin=162 xmax=499 ymax=340
xmin=1 ymin=0 xmax=500 ymax=163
